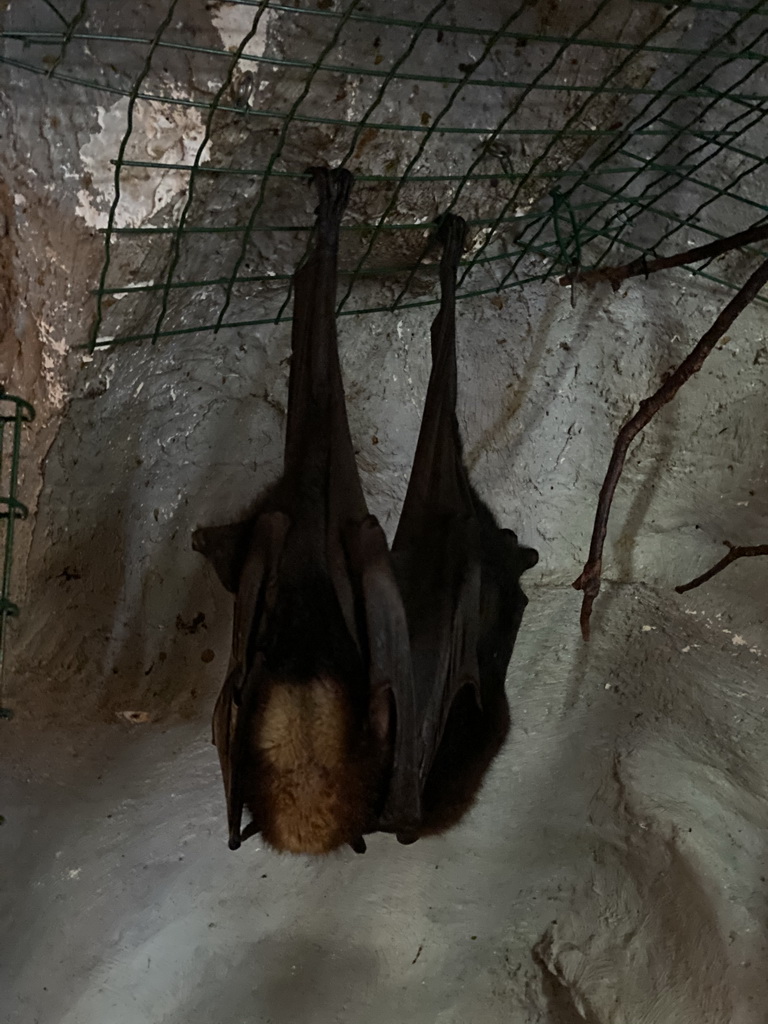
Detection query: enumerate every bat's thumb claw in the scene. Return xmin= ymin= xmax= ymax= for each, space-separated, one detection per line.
xmin=396 ymin=832 xmax=419 ymax=846
xmin=304 ymin=165 xmax=319 ymax=183
xmin=434 ymin=212 xmax=467 ymax=262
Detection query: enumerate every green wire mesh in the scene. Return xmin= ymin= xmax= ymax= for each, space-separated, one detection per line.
xmin=1 ymin=0 xmax=767 ymax=349
xmin=0 ymin=393 xmax=34 ymax=718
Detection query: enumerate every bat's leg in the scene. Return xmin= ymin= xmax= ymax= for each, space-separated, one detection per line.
xmin=282 ymin=167 xmax=360 ymax=505
xmin=281 ymin=167 xmax=368 ymax=641
xmin=393 ymin=214 xmax=471 ymax=550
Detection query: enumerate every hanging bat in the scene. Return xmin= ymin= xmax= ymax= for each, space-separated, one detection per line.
xmin=192 ymin=167 xmax=415 ymax=856
xmin=372 ymin=213 xmax=539 ymax=845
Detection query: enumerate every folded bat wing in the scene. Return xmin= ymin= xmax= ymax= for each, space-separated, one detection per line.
xmin=194 ymin=168 xmax=416 ymax=853
xmin=383 ymin=214 xmax=536 ymax=840
xmin=194 ymin=509 xmax=289 ymax=848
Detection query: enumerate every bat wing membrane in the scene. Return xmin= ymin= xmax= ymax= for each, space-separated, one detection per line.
xmin=384 ymin=214 xmax=536 ymax=840
xmin=205 ymin=510 xmax=290 ymax=848
xmin=344 ymin=514 xmax=422 ymax=831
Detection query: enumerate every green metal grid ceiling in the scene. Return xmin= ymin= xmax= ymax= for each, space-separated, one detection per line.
xmin=2 ymin=0 xmax=767 ymax=350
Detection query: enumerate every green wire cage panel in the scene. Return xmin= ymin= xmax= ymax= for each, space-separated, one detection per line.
xmin=2 ymin=0 xmax=768 ymax=348
xmin=0 ymin=392 xmax=34 ymax=719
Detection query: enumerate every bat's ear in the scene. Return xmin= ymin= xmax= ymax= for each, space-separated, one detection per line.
xmin=520 ymin=545 xmax=539 ymax=571
xmin=501 ymin=529 xmax=539 ymax=572
xmin=192 ymin=520 xmax=251 ymax=594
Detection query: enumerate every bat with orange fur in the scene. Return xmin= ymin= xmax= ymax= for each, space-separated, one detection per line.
xmin=193 ymin=168 xmax=414 ymax=855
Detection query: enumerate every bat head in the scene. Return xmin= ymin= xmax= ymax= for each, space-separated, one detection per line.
xmin=501 ymin=528 xmax=539 ymax=573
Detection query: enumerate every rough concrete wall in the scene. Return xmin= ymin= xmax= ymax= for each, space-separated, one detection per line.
xmin=1 ymin=2 xmax=767 ymax=1023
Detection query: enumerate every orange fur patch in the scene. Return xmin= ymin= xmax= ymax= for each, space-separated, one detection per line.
xmin=254 ymin=676 xmax=367 ymax=854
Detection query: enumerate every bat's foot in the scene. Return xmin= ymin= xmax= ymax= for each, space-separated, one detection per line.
xmin=434 ymin=212 xmax=467 ymax=267
xmin=349 ymin=836 xmax=367 ymax=854
xmin=305 ymin=166 xmax=354 ymax=235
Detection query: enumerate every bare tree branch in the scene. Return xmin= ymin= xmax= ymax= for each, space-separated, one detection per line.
xmin=559 ymin=221 xmax=768 ymax=290
xmin=675 ymin=541 xmax=768 ymax=594
xmin=572 ymin=254 xmax=768 ymax=641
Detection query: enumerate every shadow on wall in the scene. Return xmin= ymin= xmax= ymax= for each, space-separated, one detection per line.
xmin=173 ymin=935 xmax=380 ymax=1022
xmin=8 ymin=325 xmax=287 ymax=724
xmin=508 ymin=586 xmax=738 ymax=1024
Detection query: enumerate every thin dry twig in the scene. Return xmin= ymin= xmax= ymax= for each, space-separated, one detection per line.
xmin=559 ymin=221 xmax=768 ymax=290
xmin=573 ymin=254 xmax=768 ymax=641
xmin=675 ymin=541 xmax=768 ymax=594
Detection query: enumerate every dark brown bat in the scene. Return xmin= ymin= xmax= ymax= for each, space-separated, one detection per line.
xmin=193 ymin=167 xmax=414 ymax=855
xmin=373 ymin=213 xmax=539 ymax=845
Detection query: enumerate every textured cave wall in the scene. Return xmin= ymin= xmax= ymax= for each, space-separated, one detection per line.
xmin=1 ymin=3 xmax=767 ymax=1024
